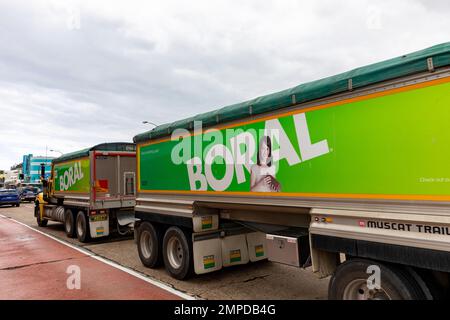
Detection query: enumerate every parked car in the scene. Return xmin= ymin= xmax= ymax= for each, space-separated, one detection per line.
xmin=20 ymin=187 xmax=38 ymax=202
xmin=0 ymin=189 xmax=20 ymax=207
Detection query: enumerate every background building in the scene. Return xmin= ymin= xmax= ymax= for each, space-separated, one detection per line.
xmin=4 ymin=168 xmax=22 ymax=187
xmin=0 ymin=170 xmax=5 ymax=188
xmin=22 ymin=155 xmax=54 ymax=183
xmin=22 ymin=154 xmax=32 ymax=182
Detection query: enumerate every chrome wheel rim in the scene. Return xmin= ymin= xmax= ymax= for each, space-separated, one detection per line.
xmin=77 ymin=216 xmax=85 ymax=237
xmin=167 ymin=236 xmax=183 ymax=269
xmin=343 ymin=279 xmax=391 ymax=300
xmin=65 ymin=216 xmax=72 ymax=232
xmin=140 ymin=230 xmax=153 ymax=259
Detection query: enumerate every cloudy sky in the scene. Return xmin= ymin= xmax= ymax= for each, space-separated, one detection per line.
xmin=0 ymin=0 xmax=449 ymax=169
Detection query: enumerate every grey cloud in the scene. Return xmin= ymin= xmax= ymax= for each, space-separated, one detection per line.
xmin=0 ymin=0 xmax=449 ymax=168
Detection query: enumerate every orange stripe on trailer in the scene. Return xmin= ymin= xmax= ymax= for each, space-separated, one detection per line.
xmin=137 ymin=189 xmax=450 ymax=202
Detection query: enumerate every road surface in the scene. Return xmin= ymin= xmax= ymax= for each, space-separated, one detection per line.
xmin=0 ymin=213 xmax=187 ymax=299
xmin=0 ymin=203 xmax=329 ymax=299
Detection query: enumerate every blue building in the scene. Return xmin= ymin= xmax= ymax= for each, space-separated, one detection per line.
xmin=22 ymin=155 xmax=54 ymax=183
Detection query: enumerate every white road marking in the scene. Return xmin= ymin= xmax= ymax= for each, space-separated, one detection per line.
xmin=0 ymin=214 xmax=195 ymax=300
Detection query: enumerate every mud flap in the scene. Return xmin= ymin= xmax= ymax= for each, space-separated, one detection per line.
xmin=89 ymin=215 xmax=110 ymax=238
xmin=117 ymin=210 xmax=135 ymax=227
xmin=117 ymin=210 xmax=135 ymax=235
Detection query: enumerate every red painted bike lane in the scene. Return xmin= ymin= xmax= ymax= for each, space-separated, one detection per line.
xmin=0 ymin=216 xmax=185 ymax=300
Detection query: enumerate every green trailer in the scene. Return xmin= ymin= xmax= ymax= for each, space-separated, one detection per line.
xmin=134 ymin=43 xmax=450 ymax=299
xmin=35 ymin=142 xmax=137 ymax=242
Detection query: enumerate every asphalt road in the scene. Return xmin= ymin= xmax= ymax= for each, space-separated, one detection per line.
xmin=0 ymin=215 xmax=183 ymax=300
xmin=0 ymin=203 xmax=329 ymax=300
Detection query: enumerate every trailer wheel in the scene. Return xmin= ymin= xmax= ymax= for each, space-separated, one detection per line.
xmin=64 ymin=209 xmax=76 ymax=238
xmin=76 ymin=211 xmax=91 ymax=243
xmin=162 ymin=227 xmax=193 ymax=280
xmin=328 ymin=258 xmax=426 ymax=300
xmin=137 ymin=222 xmax=163 ymax=268
xmin=35 ymin=205 xmax=48 ymax=227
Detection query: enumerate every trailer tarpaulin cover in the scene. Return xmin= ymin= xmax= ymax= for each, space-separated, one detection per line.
xmin=134 ymin=42 xmax=450 ymax=143
xmin=52 ymin=142 xmax=136 ymax=164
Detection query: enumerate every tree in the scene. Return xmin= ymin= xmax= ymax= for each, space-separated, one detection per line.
xmin=10 ymin=163 xmax=23 ymax=170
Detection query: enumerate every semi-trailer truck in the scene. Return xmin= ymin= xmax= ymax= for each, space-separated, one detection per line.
xmin=133 ymin=42 xmax=450 ymax=299
xmin=35 ymin=142 xmax=137 ymax=243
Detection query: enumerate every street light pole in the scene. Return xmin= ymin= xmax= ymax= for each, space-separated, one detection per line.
xmin=49 ymin=149 xmax=63 ymax=156
xmin=142 ymin=121 xmax=158 ymax=128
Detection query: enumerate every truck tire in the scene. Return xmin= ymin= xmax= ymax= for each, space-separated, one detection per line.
xmin=76 ymin=211 xmax=91 ymax=243
xmin=64 ymin=209 xmax=76 ymax=238
xmin=328 ymin=258 xmax=426 ymax=300
xmin=137 ymin=222 xmax=163 ymax=268
xmin=35 ymin=205 xmax=48 ymax=227
xmin=162 ymin=227 xmax=193 ymax=280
